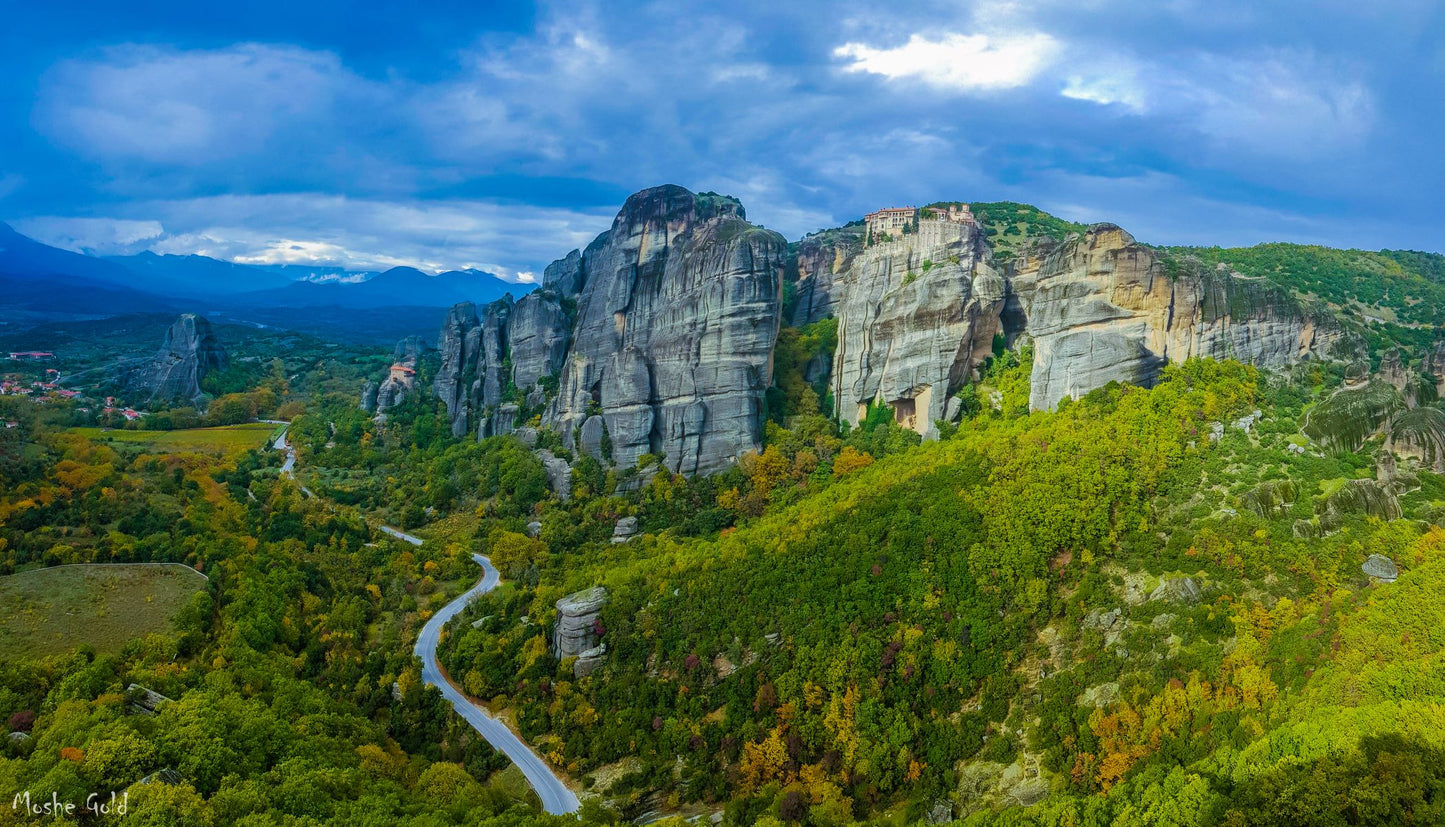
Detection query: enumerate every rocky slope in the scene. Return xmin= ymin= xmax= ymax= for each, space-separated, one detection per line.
xmin=129 ymin=313 xmax=228 ymax=404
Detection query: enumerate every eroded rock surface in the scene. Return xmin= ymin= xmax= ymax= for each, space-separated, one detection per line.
xmin=131 ymin=314 xmax=228 ymax=405
xmin=827 ymin=221 xmax=1006 ymax=437
xmin=545 ymin=185 xmax=787 ymax=475
xmin=1016 ymin=225 xmax=1342 ymax=410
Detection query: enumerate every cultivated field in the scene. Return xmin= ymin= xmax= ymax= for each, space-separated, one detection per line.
xmin=69 ymin=422 xmax=280 ymax=454
xmin=0 ymin=564 xmax=208 ymax=658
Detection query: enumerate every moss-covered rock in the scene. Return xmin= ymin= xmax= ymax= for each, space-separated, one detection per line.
xmin=1303 ymin=379 xmax=1405 ymax=452
xmin=1391 ymin=406 xmax=1445 ymax=471
xmin=1239 ymin=479 xmax=1299 ymax=518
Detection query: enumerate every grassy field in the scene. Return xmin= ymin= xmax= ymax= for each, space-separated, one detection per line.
xmin=0 ymin=564 xmax=208 ymax=659
xmin=70 ymin=422 xmax=280 ymax=454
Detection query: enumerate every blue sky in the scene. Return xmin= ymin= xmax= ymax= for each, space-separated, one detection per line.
xmin=1 ymin=0 xmax=1441 ymax=281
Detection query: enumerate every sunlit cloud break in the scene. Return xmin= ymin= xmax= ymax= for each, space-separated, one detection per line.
xmin=833 ymin=32 xmax=1059 ymax=91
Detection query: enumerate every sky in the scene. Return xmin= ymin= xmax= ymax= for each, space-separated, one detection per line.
xmin=0 ymin=0 xmax=1441 ymax=282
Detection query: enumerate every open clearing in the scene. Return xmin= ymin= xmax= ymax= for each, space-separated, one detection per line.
xmin=69 ymin=423 xmax=280 ymax=454
xmin=0 ymin=564 xmax=208 ymax=659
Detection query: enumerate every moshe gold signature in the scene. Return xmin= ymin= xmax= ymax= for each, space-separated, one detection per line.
xmin=12 ymin=790 xmax=129 ymax=817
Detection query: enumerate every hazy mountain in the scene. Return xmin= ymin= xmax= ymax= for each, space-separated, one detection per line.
xmin=0 ymin=222 xmax=175 ymax=318
xmin=104 ymin=251 xmax=298 ymax=297
xmin=235 ymin=265 xmax=528 ymax=309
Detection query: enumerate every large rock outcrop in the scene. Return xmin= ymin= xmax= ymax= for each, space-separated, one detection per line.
xmin=1015 ymin=225 xmax=1343 ymax=410
xmin=790 ymin=226 xmax=864 ymax=327
xmin=434 ymin=299 xmax=513 ymax=437
xmin=544 ymin=185 xmax=787 ymax=475
xmin=827 ymin=220 xmax=1006 ymax=436
xmin=363 ymin=335 xmax=432 ymax=414
xmin=131 ymin=314 xmax=228 ymax=404
xmin=554 ymin=586 xmax=608 ymax=677
xmin=508 ymin=291 xmax=570 ymax=397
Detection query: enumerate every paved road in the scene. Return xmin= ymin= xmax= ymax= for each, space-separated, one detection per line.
xmin=414 ymin=554 xmax=581 ymax=815
xmin=270 ymin=429 xmax=313 ymax=496
xmin=380 ymin=525 xmax=424 ymax=546
xmin=272 ymin=427 xmax=574 ymax=811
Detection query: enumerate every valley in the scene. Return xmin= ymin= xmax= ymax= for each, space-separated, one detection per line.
xmin=2 ymin=187 xmax=1445 ymax=826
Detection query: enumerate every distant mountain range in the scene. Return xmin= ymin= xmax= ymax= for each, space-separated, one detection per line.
xmin=0 ymin=222 xmax=529 ymax=328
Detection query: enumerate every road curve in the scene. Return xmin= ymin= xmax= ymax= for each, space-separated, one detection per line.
xmin=414 ymin=553 xmax=581 ymax=815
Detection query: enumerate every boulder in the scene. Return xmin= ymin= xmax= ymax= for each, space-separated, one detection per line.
xmin=580 ymin=415 xmax=607 ymax=461
xmin=1362 ymin=553 xmax=1399 ymax=583
xmin=535 ymin=449 xmax=571 ymax=501
xmin=612 ymin=516 xmax=639 ymax=543
xmin=526 ymin=520 xmax=542 ymax=538
xmin=554 ymin=586 xmax=608 ymax=675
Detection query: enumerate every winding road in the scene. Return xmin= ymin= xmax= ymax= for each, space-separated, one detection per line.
xmin=414 ymin=554 xmax=582 ymax=815
xmin=268 ymin=423 xmax=579 ymax=813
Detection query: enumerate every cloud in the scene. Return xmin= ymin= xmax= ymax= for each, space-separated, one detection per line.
xmin=1060 ymin=67 xmax=1146 ymax=111
xmin=37 ymin=44 xmax=374 ymax=165
xmin=12 ymin=216 xmax=164 ymax=255
xmin=20 ymin=194 xmax=615 ymax=281
xmin=833 ymin=32 xmax=1060 ymax=91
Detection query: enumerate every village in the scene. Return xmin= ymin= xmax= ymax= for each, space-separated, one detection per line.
xmin=1 ymin=350 xmax=144 ymax=427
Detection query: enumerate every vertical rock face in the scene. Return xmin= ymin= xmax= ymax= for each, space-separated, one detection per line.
xmin=508 ymin=292 xmax=571 ymax=395
xmin=545 ymin=185 xmax=787 ymax=475
xmin=1017 ymin=225 xmax=1342 ymax=410
xmin=554 ymin=586 xmax=608 ymax=677
xmin=368 ymin=335 xmax=433 ymax=415
xmin=827 ymin=222 xmax=1006 ymax=437
xmin=434 ymin=299 xmax=513 ymax=437
xmin=134 ymin=314 xmax=228 ymax=404
xmin=790 ymin=227 xmax=863 ymax=327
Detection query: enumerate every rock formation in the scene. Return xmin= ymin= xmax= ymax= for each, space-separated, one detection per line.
xmin=554 ymin=586 xmax=608 ymax=677
xmin=1362 ymin=553 xmax=1399 ymax=583
xmin=544 ymin=185 xmax=787 ymax=475
xmin=790 ymin=226 xmax=863 ymax=326
xmin=509 ymin=291 xmax=570 ymax=398
xmin=826 ymin=219 xmax=1006 ymax=437
xmin=1013 ymin=225 xmax=1342 ymax=410
xmin=410 ymin=188 xmax=1368 ymax=482
xmin=434 ymin=299 xmax=514 ymax=437
xmin=131 ymin=314 xmax=228 ymax=405
xmin=364 ymin=335 xmax=432 ymax=415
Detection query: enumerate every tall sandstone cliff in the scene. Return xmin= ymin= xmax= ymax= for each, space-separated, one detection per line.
xmin=422 ymin=190 xmax=1345 ymax=478
xmin=803 ymin=222 xmax=1341 ymax=428
xmin=429 ymin=185 xmax=785 ymax=476
xmin=545 ymin=185 xmax=787 ymax=476
xmin=130 ymin=313 xmax=228 ymax=405
xmin=825 ymin=220 xmax=1006 ymax=437
xmin=1015 ymin=225 xmax=1343 ymax=410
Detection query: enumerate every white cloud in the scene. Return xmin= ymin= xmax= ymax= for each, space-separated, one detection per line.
xmin=833 ymin=32 xmax=1060 ymax=91
xmin=1061 ymin=68 xmax=1146 ymax=111
xmin=22 ymin=194 xmax=615 ymax=281
xmin=12 ymin=216 xmax=164 ymax=255
xmin=37 ymin=43 xmax=374 ymax=164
